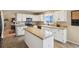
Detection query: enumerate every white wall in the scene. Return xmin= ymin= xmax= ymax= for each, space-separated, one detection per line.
xmin=3 ymin=11 xmax=16 ymax=30
xmin=68 ymin=26 xmax=79 ymax=44
xmin=67 ymin=11 xmax=79 ymax=45
xmin=3 ymin=11 xmax=16 ymax=20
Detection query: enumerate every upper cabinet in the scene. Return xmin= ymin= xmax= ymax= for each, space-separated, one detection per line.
xmin=16 ymin=13 xmax=27 ymax=21
xmin=33 ymin=15 xmax=41 ymax=21
xmin=53 ymin=11 xmax=68 ymax=22
xmin=16 ymin=13 xmax=41 ymax=21
xmin=16 ymin=13 xmax=23 ymax=21
xmin=22 ymin=14 xmax=27 ymax=21
xmin=26 ymin=14 xmax=41 ymax=21
xmin=40 ymin=15 xmax=44 ymax=21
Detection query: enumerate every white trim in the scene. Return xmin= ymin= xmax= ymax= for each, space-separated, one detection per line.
xmin=67 ymin=40 xmax=79 ymax=45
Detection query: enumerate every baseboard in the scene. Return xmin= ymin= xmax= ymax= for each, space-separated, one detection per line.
xmin=67 ymin=40 xmax=79 ymax=45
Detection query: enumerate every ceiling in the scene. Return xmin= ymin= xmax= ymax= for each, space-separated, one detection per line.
xmin=3 ymin=10 xmax=48 ymax=14
xmin=27 ymin=10 xmax=48 ymax=13
xmin=3 ymin=10 xmax=60 ymax=15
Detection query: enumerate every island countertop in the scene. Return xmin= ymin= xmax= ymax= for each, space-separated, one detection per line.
xmin=25 ymin=27 xmax=45 ymax=39
xmin=24 ymin=27 xmax=53 ymax=40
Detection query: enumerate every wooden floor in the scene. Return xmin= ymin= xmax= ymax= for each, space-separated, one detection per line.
xmin=54 ymin=40 xmax=79 ymax=48
xmin=1 ymin=36 xmax=28 ymax=48
xmin=0 ymin=34 xmax=79 ymax=48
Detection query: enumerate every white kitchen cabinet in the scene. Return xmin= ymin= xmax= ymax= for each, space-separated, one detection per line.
xmin=26 ymin=14 xmax=33 ymax=18
xmin=16 ymin=13 xmax=27 ymax=21
xmin=24 ymin=31 xmax=43 ymax=48
xmin=24 ymin=29 xmax=54 ymax=48
xmin=16 ymin=13 xmax=42 ymax=21
xmin=16 ymin=27 xmax=25 ymax=36
xmin=53 ymin=11 xmax=59 ymax=22
xmin=53 ymin=11 xmax=68 ymax=21
xmin=42 ymin=27 xmax=67 ymax=43
xmin=33 ymin=15 xmax=41 ymax=21
xmin=16 ymin=13 xmax=22 ymax=21
xmin=51 ymin=29 xmax=57 ymax=39
xmin=55 ymin=29 xmax=67 ymax=43
xmin=43 ymin=36 xmax=54 ymax=48
xmin=22 ymin=14 xmax=26 ymax=21
xmin=58 ymin=11 xmax=67 ymax=21
xmin=40 ymin=15 xmax=44 ymax=21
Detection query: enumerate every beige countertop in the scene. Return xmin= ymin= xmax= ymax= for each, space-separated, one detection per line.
xmin=40 ymin=25 xmax=67 ymax=30
xmin=25 ymin=27 xmax=45 ymax=40
xmin=24 ymin=25 xmax=67 ymax=40
xmin=24 ymin=27 xmax=53 ymax=40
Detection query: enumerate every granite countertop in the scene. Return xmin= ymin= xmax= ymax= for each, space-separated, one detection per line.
xmin=24 ymin=27 xmax=53 ymax=40
xmin=25 ymin=27 xmax=44 ymax=39
xmin=41 ymin=25 xmax=67 ymax=30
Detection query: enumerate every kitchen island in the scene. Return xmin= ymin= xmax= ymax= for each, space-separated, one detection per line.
xmin=24 ymin=27 xmax=54 ymax=48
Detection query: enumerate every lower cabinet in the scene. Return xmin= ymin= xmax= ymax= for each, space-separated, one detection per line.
xmin=55 ymin=29 xmax=67 ymax=43
xmin=24 ymin=30 xmax=54 ymax=48
xmin=24 ymin=31 xmax=43 ymax=48
xmin=43 ymin=27 xmax=67 ymax=43
xmin=16 ymin=27 xmax=25 ymax=36
xmin=43 ymin=37 xmax=54 ymax=48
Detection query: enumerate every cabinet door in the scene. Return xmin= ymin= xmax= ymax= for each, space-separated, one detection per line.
xmin=16 ymin=27 xmax=25 ymax=36
xmin=43 ymin=36 xmax=54 ymax=48
xmin=53 ymin=11 xmax=60 ymax=22
xmin=22 ymin=14 xmax=26 ymax=21
xmin=16 ymin=14 xmax=22 ymax=21
xmin=52 ymin=29 xmax=57 ymax=40
xmin=56 ymin=29 xmax=66 ymax=43
xmin=40 ymin=15 xmax=44 ymax=21
xmin=56 ymin=29 xmax=64 ymax=42
xmin=54 ymin=11 xmax=67 ymax=21
xmin=16 ymin=27 xmax=21 ymax=35
xmin=33 ymin=15 xmax=41 ymax=21
xmin=58 ymin=11 xmax=67 ymax=21
xmin=21 ymin=27 xmax=25 ymax=34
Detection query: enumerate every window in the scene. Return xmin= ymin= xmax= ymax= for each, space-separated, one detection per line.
xmin=44 ymin=16 xmax=53 ymax=24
